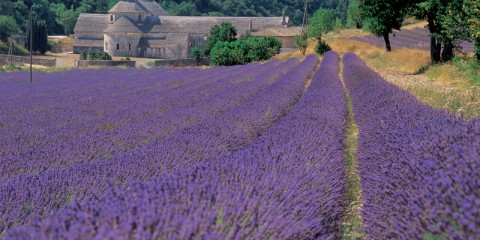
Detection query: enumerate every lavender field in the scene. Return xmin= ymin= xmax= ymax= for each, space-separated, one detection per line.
xmin=352 ymin=27 xmax=475 ymax=52
xmin=0 ymin=52 xmax=479 ymax=239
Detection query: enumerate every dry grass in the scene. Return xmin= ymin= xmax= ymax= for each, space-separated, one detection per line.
xmin=322 ymin=28 xmax=480 ymax=118
xmin=275 ymin=24 xmax=480 ymax=117
xmin=327 ymin=38 xmax=431 ymax=74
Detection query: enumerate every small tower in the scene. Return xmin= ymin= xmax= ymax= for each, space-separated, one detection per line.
xmin=282 ymin=10 xmax=287 ymax=27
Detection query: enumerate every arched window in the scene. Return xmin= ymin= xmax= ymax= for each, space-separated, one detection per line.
xmin=128 ymin=43 xmax=131 ymax=51
xmin=116 ymin=43 xmax=120 ymax=50
xmin=110 ymin=15 xmax=113 ymax=22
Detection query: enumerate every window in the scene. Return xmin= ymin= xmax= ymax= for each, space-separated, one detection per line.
xmin=128 ymin=43 xmax=131 ymax=50
xmin=116 ymin=43 xmax=120 ymax=50
xmin=110 ymin=15 xmax=113 ymax=21
xmin=190 ymin=42 xmax=193 ymax=47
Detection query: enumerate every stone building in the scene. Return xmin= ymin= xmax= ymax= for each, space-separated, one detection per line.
xmin=73 ymin=0 xmax=294 ymax=59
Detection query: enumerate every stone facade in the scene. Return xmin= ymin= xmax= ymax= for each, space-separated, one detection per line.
xmin=73 ymin=0 xmax=294 ymax=59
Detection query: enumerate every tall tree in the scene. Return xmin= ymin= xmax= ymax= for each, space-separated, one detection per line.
xmin=359 ymin=0 xmax=410 ymax=51
xmin=346 ymin=0 xmax=362 ymax=28
xmin=307 ymin=8 xmax=335 ymax=43
xmin=26 ymin=14 xmax=48 ymax=54
xmin=413 ymin=0 xmax=455 ymax=63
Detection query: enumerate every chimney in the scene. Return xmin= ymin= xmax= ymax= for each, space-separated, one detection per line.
xmin=249 ymin=18 xmax=253 ymax=31
xmin=282 ymin=10 xmax=287 ymax=27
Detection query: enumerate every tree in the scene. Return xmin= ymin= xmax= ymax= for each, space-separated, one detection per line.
xmin=204 ymin=22 xmax=237 ymax=56
xmin=26 ymin=15 xmax=48 ymax=54
xmin=412 ymin=0 xmax=456 ymax=63
xmin=0 ymin=15 xmax=19 ymax=42
xmin=307 ymin=8 xmax=335 ymax=55
xmin=210 ymin=41 xmax=246 ymax=66
xmin=443 ymin=0 xmax=480 ymax=60
xmin=244 ymin=36 xmax=281 ymax=62
xmin=190 ymin=47 xmax=202 ymax=65
xmin=346 ymin=1 xmax=362 ymax=28
xmin=359 ymin=0 xmax=411 ymax=52
xmin=294 ymin=31 xmax=308 ymax=55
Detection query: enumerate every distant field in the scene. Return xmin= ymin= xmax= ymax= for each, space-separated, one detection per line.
xmin=351 ymin=27 xmax=475 ymax=52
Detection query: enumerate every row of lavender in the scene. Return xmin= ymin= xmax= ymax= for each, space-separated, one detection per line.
xmin=351 ymin=27 xmax=474 ymax=52
xmin=0 ymin=62 xmax=270 ymax=181
xmin=343 ymin=53 xmax=480 ymax=238
xmin=0 ymin=57 xmax=316 ymax=233
xmin=5 ymin=52 xmax=348 ymax=239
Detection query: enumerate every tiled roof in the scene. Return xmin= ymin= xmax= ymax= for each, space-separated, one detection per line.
xmin=141 ymin=16 xmax=287 ymax=36
xmin=104 ymin=16 xmax=143 ymax=33
xmin=74 ymin=14 xmax=109 ymax=33
xmin=251 ymin=26 xmax=302 ymax=37
xmin=108 ymin=1 xmax=149 ymax=14
xmin=137 ymin=0 xmax=170 ymax=16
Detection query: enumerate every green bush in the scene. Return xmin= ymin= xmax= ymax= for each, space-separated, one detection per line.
xmin=314 ymin=40 xmax=331 ymax=55
xmin=82 ymin=51 xmax=112 ymax=60
xmin=210 ymin=36 xmax=281 ymax=66
xmin=80 ymin=52 xmax=87 ymax=60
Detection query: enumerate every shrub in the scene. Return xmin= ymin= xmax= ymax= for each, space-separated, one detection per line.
xmin=210 ymin=36 xmax=281 ymax=66
xmin=85 ymin=51 xmax=112 ymax=60
xmin=314 ymin=40 xmax=331 ymax=55
xmin=80 ymin=52 xmax=87 ymax=60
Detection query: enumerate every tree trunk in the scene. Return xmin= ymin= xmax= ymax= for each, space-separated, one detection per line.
xmin=475 ymin=37 xmax=480 ymax=61
xmin=441 ymin=38 xmax=454 ymax=62
xmin=382 ymin=31 xmax=391 ymax=52
xmin=428 ymin=15 xmax=441 ymax=63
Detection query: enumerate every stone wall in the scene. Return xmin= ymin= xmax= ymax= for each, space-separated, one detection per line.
xmin=73 ymin=46 xmax=104 ymax=54
xmin=154 ymin=58 xmax=210 ymax=67
xmin=76 ymin=60 xmax=136 ymax=68
xmin=0 ymin=54 xmax=56 ymax=67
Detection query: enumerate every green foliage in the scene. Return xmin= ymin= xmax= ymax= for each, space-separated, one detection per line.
xmin=204 ymin=22 xmax=237 ymax=56
xmin=442 ymin=0 xmax=480 ymax=60
xmin=359 ymin=0 xmax=411 ymax=51
xmin=210 ymin=36 xmax=280 ymax=66
xmin=210 ymin=41 xmax=246 ymax=66
xmin=452 ymin=56 xmax=480 ymax=85
xmin=346 ymin=1 xmax=362 ymax=28
xmin=81 ymin=51 xmax=112 ymax=60
xmin=335 ymin=18 xmax=343 ymax=30
xmin=0 ymin=15 xmax=19 ymax=42
xmin=294 ymin=31 xmax=308 ymax=56
xmin=190 ymin=47 xmax=202 ymax=65
xmin=307 ymin=8 xmax=335 ymax=42
xmin=80 ymin=51 xmax=87 ymax=60
xmin=244 ymin=36 xmax=281 ymax=61
xmin=314 ymin=40 xmax=331 ymax=55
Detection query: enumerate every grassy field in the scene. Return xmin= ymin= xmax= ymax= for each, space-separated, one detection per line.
xmin=276 ymin=26 xmax=480 ymax=118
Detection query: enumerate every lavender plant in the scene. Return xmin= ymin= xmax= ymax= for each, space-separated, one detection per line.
xmin=343 ymin=52 xmax=480 ymax=239
xmin=4 ymin=52 xmax=349 ymax=239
